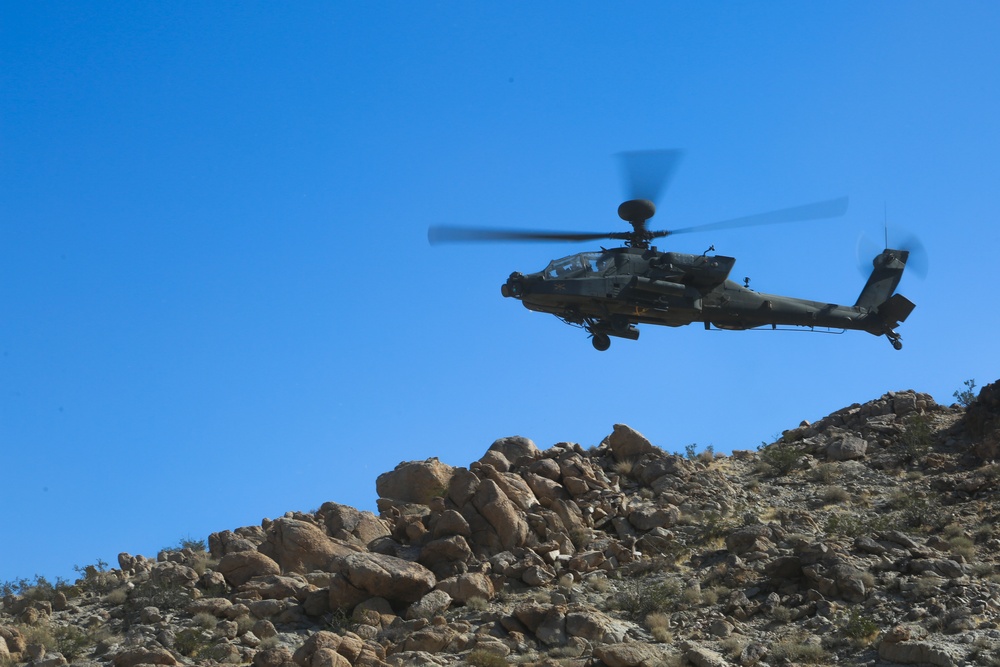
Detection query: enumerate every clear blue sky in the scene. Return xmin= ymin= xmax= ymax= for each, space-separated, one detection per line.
xmin=3 ymin=2 xmax=998 ymax=583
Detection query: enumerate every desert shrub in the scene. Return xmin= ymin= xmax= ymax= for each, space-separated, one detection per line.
xmin=466 ymin=649 xmax=508 ymax=667
xmin=820 ymin=486 xmax=850 ymax=504
xmin=720 ymin=635 xmax=748 ymax=657
xmin=192 ymin=612 xmax=218 ymax=630
xmin=121 ymin=578 xmax=195 ymax=630
xmin=74 ymin=559 xmax=118 ymax=596
xmin=684 ymin=443 xmax=715 ymax=463
xmin=174 ymin=628 xmax=212 ymax=657
xmin=465 ymin=596 xmax=489 ymax=611
xmin=645 ymin=612 xmax=672 ymax=642
xmin=954 ymin=379 xmax=977 ymax=408
xmin=889 ymin=493 xmax=934 ymax=530
xmin=53 ymin=624 xmax=103 ymax=660
xmin=18 ymin=623 xmax=57 ymax=651
xmin=825 ymin=512 xmax=889 ymax=537
xmin=771 ymin=605 xmax=793 ymax=623
xmin=613 ymin=459 xmax=636 ymax=477
xmin=770 ymin=636 xmax=829 ymax=664
xmin=949 ymin=535 xmax=977 ymax=561
xmin=614 ymin=578 xmax=681 ymax=618
xmin=104 ymin=587 xmax=128 ymax=606
xmin=586 ymin=576 xmax=612 ymax=594
xmin=900 ymin=415 xmax=933 ymax=462
xmin=812 ymin=462 xmax=841 ymax=484
xmin=840 ymin=607 xmax=880 ymax=644
xmin=1 ymin=574 xmax=73 ymax=602
xmin=757 ymin=442 xmax=802 ymax=476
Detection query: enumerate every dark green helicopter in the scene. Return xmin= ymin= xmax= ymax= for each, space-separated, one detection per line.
xmin=429 ymin=151 xmax=916 ymax=352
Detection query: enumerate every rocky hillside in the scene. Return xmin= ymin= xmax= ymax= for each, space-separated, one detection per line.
xmin=4 ymin=380 xmax=1000 ymax=667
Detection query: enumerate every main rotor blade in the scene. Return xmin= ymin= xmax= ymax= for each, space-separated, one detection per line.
xmin=667 ymin=196 xmax=849 ymax=236
xmin=617 ymin=149 xmax=684 ymax=204
xmin=428 ymin=225 xmax=612 ymax=245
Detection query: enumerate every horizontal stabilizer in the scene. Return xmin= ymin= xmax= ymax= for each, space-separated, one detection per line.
xmin=879 ymin=293 xmax=915 ymax=328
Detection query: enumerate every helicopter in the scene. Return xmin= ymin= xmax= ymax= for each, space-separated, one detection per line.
xmin=428 ymin=151 xmax=916 ymax=352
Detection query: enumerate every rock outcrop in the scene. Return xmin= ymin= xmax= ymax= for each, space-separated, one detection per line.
xmin=4 ymin=384 xmax=1000 ymax=667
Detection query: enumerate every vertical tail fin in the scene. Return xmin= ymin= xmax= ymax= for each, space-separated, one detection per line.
xmin=855 ymin=249 xmax=909 ymax=309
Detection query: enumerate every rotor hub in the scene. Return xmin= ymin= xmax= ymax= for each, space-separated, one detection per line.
xmin=617 ymin=199 xmax=656 ymax=224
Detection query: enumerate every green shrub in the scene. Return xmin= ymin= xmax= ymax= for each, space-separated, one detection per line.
xmin=614 ymin=578 xmax=682 ymax=618
xmin=841 ymin=607 xmax=880 ymax=644
xmin=758 ymin=442 xmax=801 ymax=476
xmin=900 ymin=415 xmax=933 ymax=461
xmin=954 ymin=379 xmax=977 ymax=408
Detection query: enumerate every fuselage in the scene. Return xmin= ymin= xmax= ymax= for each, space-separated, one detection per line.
xmin=501 ymin=246 xmax=908 ymax=340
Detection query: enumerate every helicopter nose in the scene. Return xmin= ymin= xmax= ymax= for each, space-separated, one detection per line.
xmin=503 ymin=273 xmax=525 ymax=298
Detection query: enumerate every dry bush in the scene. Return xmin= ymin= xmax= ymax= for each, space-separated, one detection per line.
xmin=820 ymin=485 xmax=850 ymax=504
xmin=645 ymin=612 xmax=672 ymax=642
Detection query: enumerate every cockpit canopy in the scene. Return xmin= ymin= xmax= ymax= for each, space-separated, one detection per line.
xmin=543 ymin=252 xmax=612 ymax=279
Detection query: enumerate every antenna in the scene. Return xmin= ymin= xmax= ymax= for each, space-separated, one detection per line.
xmin=883 ymin=202 xmax=888 ymax=249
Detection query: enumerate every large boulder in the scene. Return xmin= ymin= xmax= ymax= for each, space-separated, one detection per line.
xmin=377 ymin=458 xmax=455 ymax=505
xmin=472 ymin=479 xmax=530 ymax=551
xmin=258 ymin=518 xmax=359 ymax=573
xmin=606 ymin=424 xmax=655 ymax=462
xmin=112 ymin=647 xmax=178 ymax=667
xmin=594 ymin=641 xmax=673 ymax=667
xmin=320 ymin=502 xmax=390 ymax=546
xmin=217 ymin=551 xmax=281 ymax=588
xmin=435 ymin=572 xmax=495 ymax=604
xmin=330 ymin=552 xmax=436 ymax=604
xmin=826 ymin=434 xmax=868 ymax=461
xmin=486 ymin=436 xmax=540 ymax=465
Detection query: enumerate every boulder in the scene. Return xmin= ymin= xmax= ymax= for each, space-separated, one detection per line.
xmin=628 ymin=505 xmax=680 ymax=531
xmin=486 ymin=435 xmax=539 ymax=465
xmin=595 ymin=642 xmax=673 ymax=667
xmin=405 ymin=589 xmax=452 ymax=620
xmin=418 ymin=535 xmax=473 ymax=577
xmin=320 ymin=502 xmax=390 ymax=545
xmin=431 ymin=509 xmax=471 ymax=539
xmin=292 ymin=630 xmax=342 ymax=667
xmin=258 ymin=518 xmax=359 ymax=573
xmin=252 ymin=646 xmax=294 ymax=667
xmin=827 ymin=434 xmax=868 ymax=461
xmin=330 ymin=552 xmax=436 ymax=604
xmin=472 ymin=479 xmax=530 ymax=551
xmin=565 ymin=609 xmax=630 ymax=644
xmin=311 ymin=648 xmax=351 ymax=667
xmin=435 ymin=572 xmax=494 ymax=603
xmin=480 ymin=467 xmax=539 ymax=511
xmin=683 ymin=642 xmax=729 ymax=667
xmin=879 ymin=639 xmax=956 ymax=667
xmin=218 ymin=551 xmax=281 ymax=587
xmin=377 ymin=458 xmax=455 ymax=505
xmin=112 ymin=647 xmax=178 ymax=667
xmin=606 ymin=424 xmax=655 ymax=462
xmin=208 ymin=530 xmax=262 ymax=558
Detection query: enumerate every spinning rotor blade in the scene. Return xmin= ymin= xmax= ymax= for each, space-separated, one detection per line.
xmin=667 ymin=196 xmax=849 ymax=236
xmin=428 ymin=225 xmax=612 ymax=245
xmin=857 ymin=228 xmax=928 ymax=279
xmin=896 ymin=231 xmax=929 ymax=279
xmin=617 ymin=149 xmax=684 ymax=205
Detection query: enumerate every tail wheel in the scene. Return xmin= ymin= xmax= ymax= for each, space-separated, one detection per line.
xmin=591 ymin=332 xmax=611 ymax=351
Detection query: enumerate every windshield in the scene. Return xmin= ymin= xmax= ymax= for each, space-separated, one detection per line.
xmin=543 ymin=252 xmax=608 ymax=279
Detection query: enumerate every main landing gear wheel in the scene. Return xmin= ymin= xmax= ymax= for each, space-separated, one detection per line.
xmin=591 ymin=332 xmax=611 ymax=351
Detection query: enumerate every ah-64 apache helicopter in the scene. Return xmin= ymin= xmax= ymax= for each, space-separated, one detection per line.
xmin=429 ymin=151 xmax=916 ymax=352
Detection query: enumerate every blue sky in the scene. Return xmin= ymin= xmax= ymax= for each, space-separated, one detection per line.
xmin=2 ymin=2 xmax=998 ymax=583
